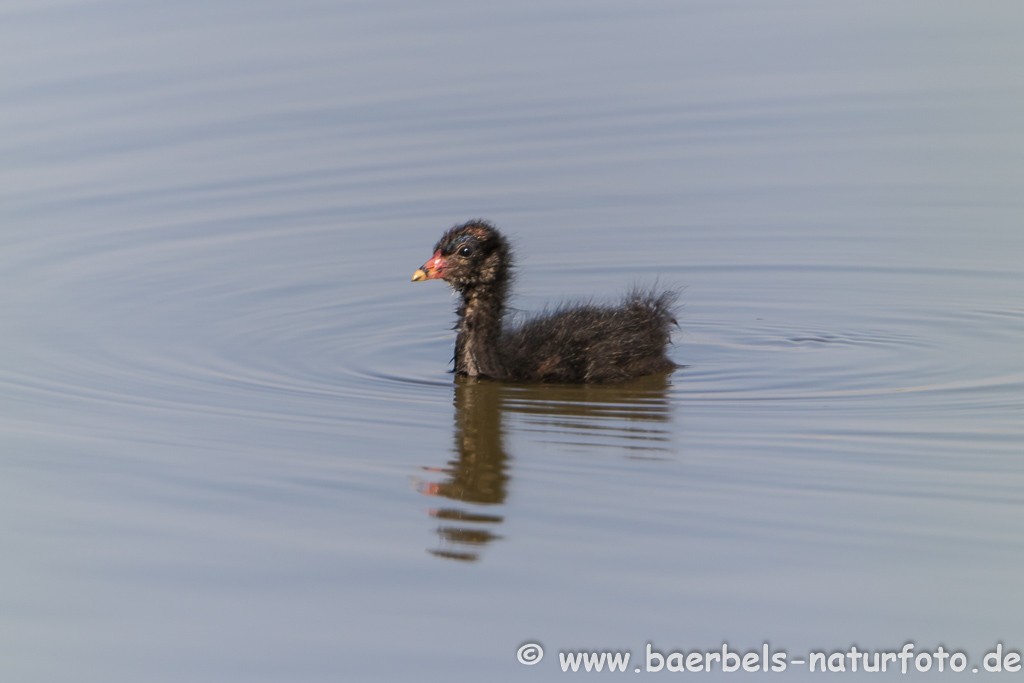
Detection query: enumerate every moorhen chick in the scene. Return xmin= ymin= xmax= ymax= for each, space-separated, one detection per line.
xmin=412 ymin=220 xmax=678 ymax=383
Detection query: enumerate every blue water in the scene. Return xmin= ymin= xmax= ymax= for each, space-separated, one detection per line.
xmin=2 ymin=1 xmax=1023 ymax=680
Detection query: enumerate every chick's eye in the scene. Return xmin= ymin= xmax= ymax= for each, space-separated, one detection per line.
xmin=458 ymin=246 xmax=472 ymax=256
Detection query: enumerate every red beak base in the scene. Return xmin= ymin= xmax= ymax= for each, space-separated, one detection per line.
xmin=412 ymin=250 xmax=446 ymax=281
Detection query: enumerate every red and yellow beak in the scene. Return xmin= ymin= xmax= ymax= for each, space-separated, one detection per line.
xmin=411 ymin=250 xmax=446 ymax=282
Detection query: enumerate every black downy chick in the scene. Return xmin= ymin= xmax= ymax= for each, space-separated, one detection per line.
xmin=412 ymin=220 xmax=678 ymax=383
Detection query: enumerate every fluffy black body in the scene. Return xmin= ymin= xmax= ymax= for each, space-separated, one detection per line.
xmin=414 ymin=220 xmax=678 ymax=383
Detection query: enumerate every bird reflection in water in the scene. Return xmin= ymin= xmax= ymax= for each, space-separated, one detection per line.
xmin=418 ymin=373 xmax=675 ymax=562
xmin=419 ymin=378 xmax=508 ymax=562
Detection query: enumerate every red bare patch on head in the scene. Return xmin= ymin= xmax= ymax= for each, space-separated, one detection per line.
xmin=421 ymin=249 xmax=446 ymax=279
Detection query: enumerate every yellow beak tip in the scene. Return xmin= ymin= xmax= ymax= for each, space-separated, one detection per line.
xmin=411 ymin=269 xmax=428 ymax=282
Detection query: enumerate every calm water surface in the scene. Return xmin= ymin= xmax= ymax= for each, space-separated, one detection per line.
xmin=2 ymin=1 xmax=1023 ymax=680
